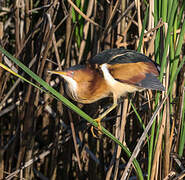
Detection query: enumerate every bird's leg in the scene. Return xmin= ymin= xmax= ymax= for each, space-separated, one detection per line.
xmin=91 ymin=96 xmax=118 ymax=136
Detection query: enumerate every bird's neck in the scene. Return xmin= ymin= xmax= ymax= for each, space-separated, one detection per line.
xmin=76 ymin=69 xmax=110 ymax=104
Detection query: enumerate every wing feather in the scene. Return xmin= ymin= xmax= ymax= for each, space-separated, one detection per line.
xmin=89 ymin=48 xmax=164 ymax=91
xmin=108 ymin=62 xmax=164 ymax=91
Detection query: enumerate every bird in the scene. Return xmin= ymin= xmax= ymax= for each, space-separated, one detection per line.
xmin=48 ymin=48 xmax=165 ymax=135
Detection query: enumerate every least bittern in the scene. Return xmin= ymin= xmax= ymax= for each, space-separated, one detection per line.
xmin=49 ymin=48 xmax=165 ymax=134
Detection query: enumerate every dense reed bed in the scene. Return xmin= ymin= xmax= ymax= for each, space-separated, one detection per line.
xmin=0 ymin=0 xmax=184 ymax=179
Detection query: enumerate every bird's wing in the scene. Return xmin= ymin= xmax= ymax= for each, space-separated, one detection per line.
xmin=90 ymin=48 xmax=164 ymax=91
xmin=108 ymin=62 xmax=165 ymax=91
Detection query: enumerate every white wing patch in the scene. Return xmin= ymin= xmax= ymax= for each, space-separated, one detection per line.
xmin=100 ymin=64 xmax=116 ymax=86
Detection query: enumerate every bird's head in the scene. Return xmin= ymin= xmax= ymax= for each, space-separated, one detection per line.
xmin=48 ymin=64 xmax=95 ymax=83
xmin=48 ymin=65 xmax=97 ymax=101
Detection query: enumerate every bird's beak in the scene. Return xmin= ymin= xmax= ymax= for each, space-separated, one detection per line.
xmin=48 ymin=70 xmax=67 ymax=76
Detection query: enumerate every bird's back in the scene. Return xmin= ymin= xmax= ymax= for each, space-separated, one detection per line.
xmin=90 ymin=48 xmax=156 ymax=65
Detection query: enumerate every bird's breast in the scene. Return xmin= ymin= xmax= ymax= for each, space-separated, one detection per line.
xmin=75 ymin=80 xmax=111 ymax=104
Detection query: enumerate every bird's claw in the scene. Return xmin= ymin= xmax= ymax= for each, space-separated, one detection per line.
xmin=91 ymin=118 xmax=102 ymax=138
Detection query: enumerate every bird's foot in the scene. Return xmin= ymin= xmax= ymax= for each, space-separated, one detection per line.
xmin=91 ymin=118 xmax=102 ymax=138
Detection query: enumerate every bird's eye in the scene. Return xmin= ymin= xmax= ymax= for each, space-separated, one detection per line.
xmin=70 ymin=71 xmax=75 ymax=77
